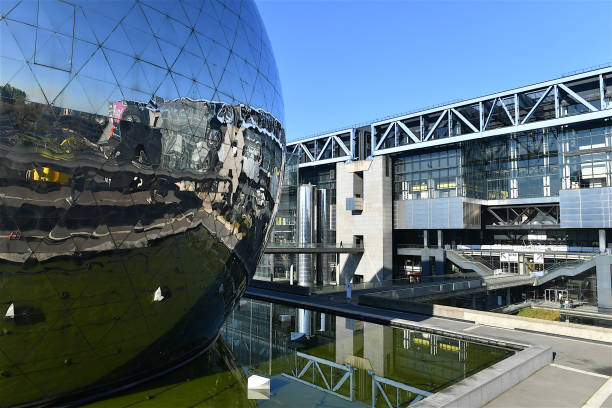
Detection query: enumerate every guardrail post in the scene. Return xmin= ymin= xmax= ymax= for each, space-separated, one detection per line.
xmin=348 ymin=364 xmax=354 ymax=401
xmin=369 ymin=370 xmax=376 ymax=408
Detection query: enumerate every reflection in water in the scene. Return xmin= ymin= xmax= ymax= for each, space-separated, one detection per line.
xmin=87 ymin=299 xmax=514 ymax=407
xmin=83 ymin=338 xmax=255 ymax=408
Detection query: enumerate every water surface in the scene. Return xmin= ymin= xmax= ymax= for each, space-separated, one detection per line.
xmin=84 ymin=298 xmax=513 ymax=407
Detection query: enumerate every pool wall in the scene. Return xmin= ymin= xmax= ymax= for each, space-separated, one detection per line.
xmin=413 ymin=345 xmax=551 ymax=408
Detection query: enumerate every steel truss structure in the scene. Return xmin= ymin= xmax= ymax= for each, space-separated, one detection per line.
xmin=288 ymin=67 xmax=612 ymax=168
xmin=287 ymin=129 xmax=355 ymax=168
xmin=485 ymin=205 xmax=560 ymax=229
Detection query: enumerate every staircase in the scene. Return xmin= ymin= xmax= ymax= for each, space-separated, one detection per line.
xmin=446 ymin=250 xmax=495 ymax=276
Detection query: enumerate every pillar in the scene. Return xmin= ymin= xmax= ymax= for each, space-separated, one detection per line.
xmin=421 ymin=255 xmax=431 ymax=277
xmin=364 ymin=323 xmax=392 ymax=375
xmin=599 ymin=229 xmax=606 ymax=253
xmin=596 ymin=255 xmax=612 ymax=313
xmin=298 ymin=184 xmax=315 ymax=286
xmin=335 ymin=317 xmax=355 ymax=364
xmin=437 ymin=229 xmax=443 ymax=248
xmin=297 ymin=308 xmax=311 ymax=336
xmin=423 ymin=230 xmax=428 ymax=248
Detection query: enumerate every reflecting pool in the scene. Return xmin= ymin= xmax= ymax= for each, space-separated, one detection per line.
xmin=83 ymin=299 xmax=514 ymax=407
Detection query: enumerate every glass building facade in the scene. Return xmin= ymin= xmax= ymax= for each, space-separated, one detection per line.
xmin=393 ymin=122 xmax=612 ymax=203
xmin=560 ymin=123 xmax=612 ymax=190
xmin=393 ymin=129 xmax=563 ymax=202
xmin=256 ymin=151 xmax=298 ymax=280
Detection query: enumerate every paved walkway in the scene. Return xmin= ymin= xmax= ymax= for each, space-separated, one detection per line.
xmin=246 ymin=287 xmax=612 ymax=407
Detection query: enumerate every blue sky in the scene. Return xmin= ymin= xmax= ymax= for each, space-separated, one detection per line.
xmin=255 ymin=0 xmax=612 ymax=141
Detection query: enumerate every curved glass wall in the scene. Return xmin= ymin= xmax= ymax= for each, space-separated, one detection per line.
xmin=0 ymin=0 xmax=284 ymax=406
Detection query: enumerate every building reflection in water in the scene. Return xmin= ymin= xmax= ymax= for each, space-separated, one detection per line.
xmin=82 ymin=299 xmax=513 ymax=407
xmin=221 ymin=299 xmax=514 ymax=406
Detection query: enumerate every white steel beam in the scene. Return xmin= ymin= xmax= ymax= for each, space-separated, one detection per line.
xmin=483 ymin=98 xmax=497 ymax=130
xmin=333 ymin=135 xmax=351 ymax=156
xmin=419 ymin=116 xmax=425 ymax=140
xmin=600 ymin=74 xmax=605 ymax=109
xmin=394 ymin=119 xmax=399 ymax=146
xmin=370 ymin=124 xmax=376 ymax=157
xmin=370 ymin=66 xmax=612 ymax=127
xmin=450 ymin=108 xmax=478 ymax=133
xmin=374 ymin=109 xmax=612 ymax=156
xmin=479 ymin=101 xmax=484 ymax=131
xmin=298 ymin=156 xmax=349 ymax=168
xmin=558 ymin=83 xmax=598 ymax=112
xmin=499 ymin=98 xmax=515 ymax=126
xmin=554 ymin=85 xmax=560 ymax=118
xmin=425 ymin=110 xmax=447 ymax=141
xmin=397 ymin=120 xmax=421 ymax=144
xmin=375 ymin=123 xmax=395 ymax=150
xmin=299 ymin=143 xmax=315 ymax=162
xmin=287 ymin=129 xmax=352 ymax=146
xmin=514 ymin=93 xmax=519 ymax=125
xmin=316 ymin=136 xmax=332 ymax=161
xmin=521 ymin=86 xmax=552 ymax=124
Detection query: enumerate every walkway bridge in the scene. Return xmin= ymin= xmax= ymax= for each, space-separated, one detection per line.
xmin=264 ymin=243 xmax=364 ymax=254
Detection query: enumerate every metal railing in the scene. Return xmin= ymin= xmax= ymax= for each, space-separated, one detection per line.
xmin=310 ymin=274 xmax=480 ymax=295
xmin=265 ymin=242 xmax=363 ymax=249
xmin=282 ymin=351 xmax=432 ymax=407
xmin=283 ymin=351 xmax=355 ymax=401
xmin=369 ymin=371 xmax=432 ymax=408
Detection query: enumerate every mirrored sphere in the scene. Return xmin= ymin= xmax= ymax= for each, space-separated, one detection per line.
xmin=0 ymin=0 xmax=285 ymax=406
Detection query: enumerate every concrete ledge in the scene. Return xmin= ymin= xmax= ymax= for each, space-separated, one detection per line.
xmin=359 ymin=295 xmax=612 ymax=343
xmin=413 ymin=345 xmax=552 ymax=408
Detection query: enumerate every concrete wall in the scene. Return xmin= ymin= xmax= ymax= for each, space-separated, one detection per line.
xmin=596 ymin=255 xmax=612 ymax=313
xmin=336 ymin=157 xmax=392 ymax=283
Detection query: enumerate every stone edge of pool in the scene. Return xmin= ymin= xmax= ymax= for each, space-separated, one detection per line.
xmin=411 ymin=345 xmax=552 ymax=408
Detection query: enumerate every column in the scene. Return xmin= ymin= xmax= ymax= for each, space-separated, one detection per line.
xmin=298 ymin=184 xmax=315 ymax=286
xmin=437 ymin=229 xmax=443 ymax=248
xmin=423 ymin=230 xmax=428 ymax=248
xmin=599 ymin=229 xmax=606 ymax=253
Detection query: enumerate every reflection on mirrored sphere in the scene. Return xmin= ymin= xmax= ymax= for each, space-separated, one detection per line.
xmin=0 ymin=0 xmax=284 ymax=406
